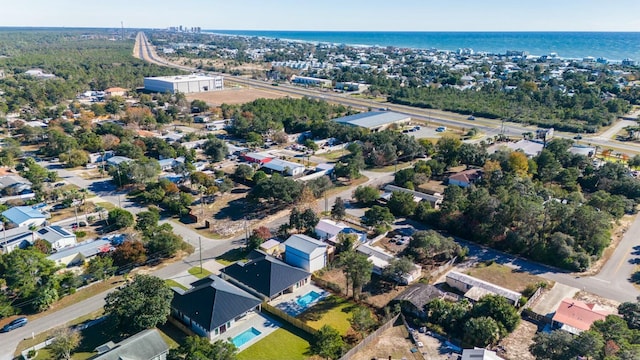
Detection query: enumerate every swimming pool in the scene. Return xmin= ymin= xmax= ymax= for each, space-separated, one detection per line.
xmin=231 ymin=327 xmax=261 ymax=348
xmin=296 ymin=290 xmax=322 ymax=308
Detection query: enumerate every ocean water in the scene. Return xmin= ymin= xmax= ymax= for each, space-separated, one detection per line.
xmin=205 ymin=30 xmax=640 ymax=61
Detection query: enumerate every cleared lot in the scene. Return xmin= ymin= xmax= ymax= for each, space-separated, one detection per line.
xmin=186 ymin=88 xmax=298 ymax=106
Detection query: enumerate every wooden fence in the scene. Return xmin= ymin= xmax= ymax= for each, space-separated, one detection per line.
xmin=519 ymin=286 xmax=544 ymax=314
xmin=337 ymin=314 xmax=401 ymax=360
xmin=261 ymin=302 xmax=318 ymax=337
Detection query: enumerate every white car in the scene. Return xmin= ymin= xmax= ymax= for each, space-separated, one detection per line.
xmin=417 ymin=341 xmax=424 ymax=348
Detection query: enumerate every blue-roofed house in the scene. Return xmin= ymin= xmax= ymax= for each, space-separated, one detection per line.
xmin=106 ymin=156 xmax=134 ymax=166
xmin=283 ymin=234 xmax=328 ymax=272
xmin=170 ymin=275 xmax=262 ymax=340
xmin=332 ymin=111 xmax=411 ymax=132
xmin=92 ymin=329 xmax=169 ymax=360
xmin=35 ymin=225 xmax=76 ymax=251
xmin=1 ymin=206 xmax=48 ymax=228
xmin=158 ymin=157 xmax=185 ymax=172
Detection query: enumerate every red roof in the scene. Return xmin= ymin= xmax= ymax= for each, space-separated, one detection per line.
xmin=552 ymin=299 xmax=610 ymax=331
xmin=448 ymin=169 xmax=483 ymax=184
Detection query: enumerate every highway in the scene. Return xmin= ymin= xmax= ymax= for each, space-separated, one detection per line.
xmin=134 ymin=32 xmax=640 ymax=155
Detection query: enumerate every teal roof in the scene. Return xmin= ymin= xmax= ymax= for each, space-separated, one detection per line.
xmin=332 ymin=111 xmax=410 ymax=129
xmin=2 ymin=206 xmax=47 ymax=225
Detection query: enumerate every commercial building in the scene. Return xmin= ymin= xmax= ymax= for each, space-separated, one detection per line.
xmin=291 ymin=75 xmax=332 ymax=88
xmin=261 ymin=158 xmax=306 ymax=177
xmin=144 ymin=74 xmax=224 ymax=94
xmin=332 ymin=111 xmax=411 ymax=132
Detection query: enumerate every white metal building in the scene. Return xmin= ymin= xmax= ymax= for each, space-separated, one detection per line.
xmin=144 ymin=74 xmax=224 ymax=94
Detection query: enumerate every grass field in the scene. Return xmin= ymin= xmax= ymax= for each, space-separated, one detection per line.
xmin=188 ymin=266 xmax=212 ymax=279
xmin=238 ymin=323 xmax=312 ymax=360
xmin=299 ymin=296 xmax=356 ymax=335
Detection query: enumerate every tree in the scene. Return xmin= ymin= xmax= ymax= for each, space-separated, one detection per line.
xmin=247 ymin=226 xmax=271 ymax=250
xmin=108 ymin=208 xmax=134 ymax=230
xmin=84 ymin=255 xmax=116 ymax=281
xmin=250 ymin=173 xmax=302 ymax=206
xmin=0 ymin=248 xmax=57 ymax=299
xmin=331 ymin=197 xmax=346 ymax=220
xmin=59 ymin=149 xmax=90 ymax=168
xmin=387 ymin=191 xmax=418 ymax=217
xmin=146 ymin=224 xmax=185 ymax=258
xmin=349 ymin=306 xmax=376 ymax=336
xmin=464 ymin=316 xmax=500 ymax=347
xmin=135 ymin=209 xmax=161 ymax=235
xmin=234 ymin=164 xmax=254 ymax=181
xmin=618 ymin=299 xmax=640 ymax=330
xmin=312 ymin=325 xmax=345 ymax=360
xmin=530 ymin=331 xmax=575 ymax=360
xmin=362 ymin=205 xmax=395 ymax=231
xmin=436 ymin=135 xmax=462 ymax=168
xmin=203 ymin=138 xmax=228 ymax=162
xmin=104 ymin=275 xmax=173 ymax=334
xmin=382 ymin=257 xmax=415 ymax=285
xmin=471 ymin=294 xmax=521 ymax=336
xmin=49 ymin=327 xmax=82 ymax=360
xmin=339 ymin=250 xmax=373 ymax=299
xmin=112 ymin=241 xmax=147 ymax=267
xmin=507 ymin=151 xmax=530 ymax=177
xmin=170 ymin=336 xmax=238 ymax=360
xmin=353 ymin=186 xmax=379 ymax=205
xmin=289 ymin=207 xmax=319 ymax=233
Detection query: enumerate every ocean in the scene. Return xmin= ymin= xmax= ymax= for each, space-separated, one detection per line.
xmin=205 ymin=30 xmax=640 ymax=62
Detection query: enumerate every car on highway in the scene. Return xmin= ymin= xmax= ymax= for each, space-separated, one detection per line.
xmin=1 ymin=317 xmax=28 ymax=332
xmin=436 ymin=126 xmax=447 ymax=132
xmin=573 ymin=134 xmax=583 ymax=140
xmin=467 ymin=115 xmax=475 ymax=120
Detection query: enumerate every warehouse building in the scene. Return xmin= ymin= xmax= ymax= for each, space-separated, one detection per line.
xmin=332 ymin=111 xmax=411 ymax=132
xmin=144 ymin=74 xmax=224 ymax=94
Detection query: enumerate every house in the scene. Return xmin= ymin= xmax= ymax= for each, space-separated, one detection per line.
xmin=0 ymin=175 xmax=32 ymax=195
xmin=461 ymin=348 xmax=505 ymax=360
xmin=241 ymin=152 xmax=273 ymax=165
xmin=391 ymin=284 xmax=446 ymax=318
xmin=106 ymin=156 xmax=134 ymax=166
xmin=220 ymin=250 xmax=311 ymax=300
xmin=194 ymin=115 xmax=211 ymax=123
xmin=35 ymin=225 xmax=76 ymax=251
xmin=357 ymin=243 xmax=422 ymax=284
xmin=283 ymin=234 xmax=328 ymax=272
xmin=1 ymin=206 xmax=48 ymax=228
xmin=88 ymin=151 xmax=115 ymax=164
xmin=170 ymin=275 xmax=262 ymax=340
xmin=93 ymin=329 xmax=169 ymax=360
xmin=383 ymin=184 xmax=443 ymax=209
xmin=47 ymin=239 xmax=113 ymax=266
xmin=448 ymin=169 xmax=484 ymax=188
xmin=262 ymin=159 xmax=306 ymax=177
xmin=314 ymin=219 xmax=366 ymax=245
xmin=446 ymin=271 xmax=522 ymax=305
xmin=551 ymin=298 xmax=610 ymax=335
xmin=259 ymin=239 xmax=283 ymax=255
xmin=0 ymin=230 xmax=34 ymax=254
xmin=104 ymin=87 xmax=128 ymax=97
xmin=158 ymin=157 xmax=185 ymax=171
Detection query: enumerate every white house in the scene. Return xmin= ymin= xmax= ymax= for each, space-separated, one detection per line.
xmin=314 ymin=219 xmax=366 ymax=244
xmin=158 ymin=157 xmax=185 ymax=172
xmin=356 ymin=243 xmax=422 ymax=284
xmin=283 ymin=234 xmax=327 ymax=272
xmin=461 ymin=349 xmax=504 ymax=360
xmin=446 ymin=271 xmax=521 ymax=305
xmin=1 ymin=206 xmax=49 ymax=228
xmin=262 ymin=159 xmax=306 ymax=177
xmin=47 ymin=239 xmax=113 ymax=267
xmin=35 ymin=225 xmax=76 ymax=251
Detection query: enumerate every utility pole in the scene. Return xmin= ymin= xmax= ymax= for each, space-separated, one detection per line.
xmin=199 ymin=236 xmax=202 ymax=274
xmin=116 ymin=167 xmax=122 ymax=208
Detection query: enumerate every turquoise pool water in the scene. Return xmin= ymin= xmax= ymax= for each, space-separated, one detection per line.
xmin=296 ymin=290 xmax=322 ymax=308
xmin=232 ymin=327 xmax=261 ymax=347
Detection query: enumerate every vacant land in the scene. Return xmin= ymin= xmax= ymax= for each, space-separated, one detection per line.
xmin=317 ymin=269 xmax=407 ymax=309
xmin=185 ymin=88 xmax=297 ymax=106
xmin=498 ymin=320 xmax=537 ymax=360
xmin=465 ymin=263 xmax=551 ymax=293
xmin=349 ymin=322 xmax=425 ymax=360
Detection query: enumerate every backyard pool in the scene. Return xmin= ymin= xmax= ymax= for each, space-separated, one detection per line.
xmin=296 ymin=290 xmax=322 ymax=308
xmin=231 ymin=327 xmax=262 ymax=348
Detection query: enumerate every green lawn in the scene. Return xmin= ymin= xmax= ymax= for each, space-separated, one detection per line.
xmin=215 ymin=248 xmax=248 ymax=266
xmin=188 ymin=267 xmax=212 ymax=279
xmin=165 ymin=279 xmax=187 ymax=290
xmin=238 ymin=324 xmax=311 ymax=360
xmin=299 ymin=296 xmax=356 ymax=335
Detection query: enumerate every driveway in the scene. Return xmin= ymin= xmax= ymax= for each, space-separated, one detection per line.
xmin=530 ymin=283 xmax=580 ymax=317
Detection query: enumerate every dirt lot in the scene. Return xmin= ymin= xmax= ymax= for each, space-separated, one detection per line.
xmin=185 ymin=87 xmax=298 ymax=106
xmin=349 ymin=324 xmax=426 ymax=360
xmin=498 ymin=320 xmax=537 ymax=360
xmin=318 ymin=268 xmax=407 ymax=309
xmin=464 ymin=263 xmax=552 ymax=293
xmin=574 ymin=291 xmax=620 ymax=313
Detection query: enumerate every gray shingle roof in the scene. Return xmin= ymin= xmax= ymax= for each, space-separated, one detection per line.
xmin=221 ymin=250 xmax=310 ymax=298
xmin=93 ymin=329 xmax=169 ymax=360
xmin=447 ymin=271 xmax=521 ymax=303
xmin=393 ymin=284 xmax=444 ymax=310
xmin=171 ymin=275 xmax=261 ymax=332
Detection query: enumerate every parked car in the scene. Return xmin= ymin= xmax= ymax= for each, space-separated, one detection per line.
xmin=1 ymin=317 xmax=28 ymax=332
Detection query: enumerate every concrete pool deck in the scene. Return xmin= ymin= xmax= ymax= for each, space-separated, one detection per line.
xmin=271 ymin=284 xmax=329 ymax=316
xmin=222 ymin=311 xmax=282 ymax=351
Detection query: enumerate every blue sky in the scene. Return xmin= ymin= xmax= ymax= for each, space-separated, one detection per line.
xmin=4 ymin=0 xmax=640 ymax=31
